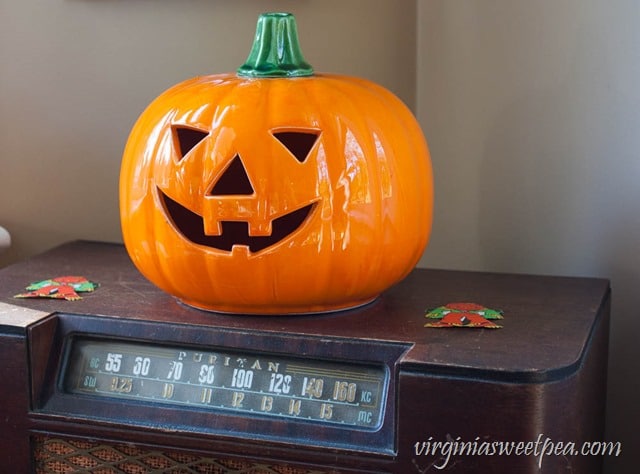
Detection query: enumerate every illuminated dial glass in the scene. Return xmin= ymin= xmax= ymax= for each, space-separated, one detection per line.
xmin=63 ymin=338 xmax=388 ymax=429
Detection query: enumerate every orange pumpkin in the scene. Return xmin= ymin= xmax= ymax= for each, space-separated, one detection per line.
xmin=120 ymin=13 xmax=433 ymax=314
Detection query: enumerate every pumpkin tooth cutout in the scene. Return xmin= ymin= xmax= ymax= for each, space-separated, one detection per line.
xmin=158 ymin=187 xmax=316 ymax=253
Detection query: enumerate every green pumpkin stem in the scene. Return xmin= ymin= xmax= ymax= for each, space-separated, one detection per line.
xmin=237 ymin=13 xmax=313 ymax=78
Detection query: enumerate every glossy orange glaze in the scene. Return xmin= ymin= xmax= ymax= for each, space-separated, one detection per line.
xmin=120 ymin=72 xmax=432 ymax=314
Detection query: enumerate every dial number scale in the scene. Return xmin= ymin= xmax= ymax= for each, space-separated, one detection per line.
xmin=63 ymin=339 xmax=387 ymax=429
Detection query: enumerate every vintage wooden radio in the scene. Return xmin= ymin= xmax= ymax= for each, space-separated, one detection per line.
xmin=0 ymin=241 xmax=609 ymax=473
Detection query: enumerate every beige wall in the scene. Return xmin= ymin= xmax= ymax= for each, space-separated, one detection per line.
xmin=0 ymin=0 xmax=416 ymax=265
xmin=1 ymin=0 xmax=637 ymax=472
xmin=418 ymin=1 xmax=639 ymax=472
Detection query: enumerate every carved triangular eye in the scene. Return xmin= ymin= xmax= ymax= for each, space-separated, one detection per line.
xmin=173 ymin=126 xmax=209 ymax=161
xmin=209 ymin=155 xmax=254 ymax=196
xmin=272 ymin=130 xmax=320 ymax=163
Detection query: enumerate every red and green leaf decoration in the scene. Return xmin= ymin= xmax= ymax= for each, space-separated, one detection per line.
xmin=425 ymin=302 xmax=503 ymax=328
xmin=15 ymin=276 xmax=98 ymax=301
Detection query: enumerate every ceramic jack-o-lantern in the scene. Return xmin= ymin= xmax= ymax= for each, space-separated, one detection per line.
xmin=120 ymin=12 xmax=433 ymax=314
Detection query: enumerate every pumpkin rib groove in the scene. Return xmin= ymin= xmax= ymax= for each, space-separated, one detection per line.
xmin=317 ymin=77 xmax=375 ymax=295
xmin=284 ymin=79 xmax=332 ymax=299
xmin=347 ymin=76 xmax=433 ymax=269
xmin=316 ymin=75 xmax=401 ymax=289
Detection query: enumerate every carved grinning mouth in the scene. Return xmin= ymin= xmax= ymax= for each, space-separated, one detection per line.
xmin=158 ymin=188 xmax=315 ymax=253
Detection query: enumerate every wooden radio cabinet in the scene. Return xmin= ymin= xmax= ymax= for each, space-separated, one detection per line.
xmin=0 ymin=241 xmax=609 ymax=473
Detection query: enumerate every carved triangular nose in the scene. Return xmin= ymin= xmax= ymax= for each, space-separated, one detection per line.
xmin=209 ymin=155 xmax=254 ymax=196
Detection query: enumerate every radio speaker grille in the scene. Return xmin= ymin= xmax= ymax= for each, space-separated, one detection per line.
xmin=32 ymin=436 xmax=331 ymax=474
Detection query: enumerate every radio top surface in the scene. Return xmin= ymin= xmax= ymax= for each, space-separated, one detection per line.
xmin=0 ymin=240 xmax=609 ymax=383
